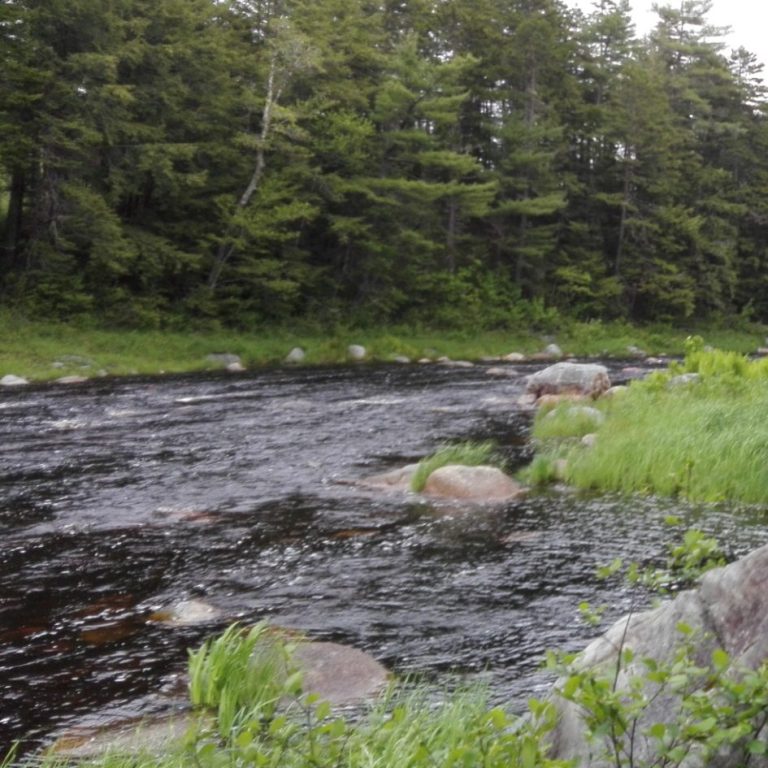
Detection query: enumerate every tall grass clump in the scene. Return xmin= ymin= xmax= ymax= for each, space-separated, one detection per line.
xmin=410 ymin=441 xmax=499 ymax=492
xmin=188 ymin=622 xmax=299 ymax=737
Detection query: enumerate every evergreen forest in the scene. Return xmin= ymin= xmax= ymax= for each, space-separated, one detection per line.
xmin=2 ymin=0 xmax=768 ymax=330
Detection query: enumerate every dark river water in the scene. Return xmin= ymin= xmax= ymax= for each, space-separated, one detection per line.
xmin=2 ymin=361 xmax=768 ymax=754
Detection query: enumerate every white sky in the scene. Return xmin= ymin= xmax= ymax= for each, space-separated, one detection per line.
xmin=568 ymin=0 xmax=768 ymax=70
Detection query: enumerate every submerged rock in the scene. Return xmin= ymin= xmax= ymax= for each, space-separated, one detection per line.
xmin=548 ymin=543 xmax=768 ymax=767
xmin=149 ymin=599 xmax=222 ymax=627
xmin=424 ymin=465 xmax=525 ymax=502
xmin=526 ymin=362 xmax=610 ymax=400
xmin=358 ymin=464 xmax=419 ymax=491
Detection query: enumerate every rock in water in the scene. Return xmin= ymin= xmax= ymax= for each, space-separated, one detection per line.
xmin=525 ymin=362 xmax=610 ymax=400
xmin=424 ymin=465 xmax=525 ymax=501
xmin=293 ymin=641 xmax=389 ymax=706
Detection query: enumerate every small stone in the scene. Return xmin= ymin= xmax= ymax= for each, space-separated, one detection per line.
xmin=347 ymin=344 xmax=366 ymax=361
xmin=226 ymin=362 xmax=246 ymax=373
xmin=149 ymin=599 xmax=222 ymax=627
xmin=0 ymin=374 xmax=28 ymax=387
xmin=503 ymin=352 xmax=526 ymax=362
xmin=56 ymin=376 xmax=88 ymax=385
xmin=285 ymin=347 xmax=306 ymax=364
xmin=51 ymin=361 xmax=65 ymax=369
xmin=486 ymin=367 xmax=517 ymax=378
xmin=581 ymin=433 xmax=598 ymax=448
xmin=418 ymin=358 xmax=433 ymax=364
xmin=543 ymin=343 xmax=563 ymax=358
xmin=440 ymin=360 xmax=474 ymax=368
xmin=392 ymin=355 xmax=411 ymax=364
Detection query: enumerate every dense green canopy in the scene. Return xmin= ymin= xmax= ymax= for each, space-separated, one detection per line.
xmin=2 ymin=0 xmax=767 ymax=328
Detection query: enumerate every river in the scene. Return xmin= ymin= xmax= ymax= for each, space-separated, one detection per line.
xmin=1 ymin=361 xmax=766 ymax=753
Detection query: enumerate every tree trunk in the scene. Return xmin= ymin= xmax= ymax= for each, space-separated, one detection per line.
xmin=207 ymin=55 xmax=280 ymax=291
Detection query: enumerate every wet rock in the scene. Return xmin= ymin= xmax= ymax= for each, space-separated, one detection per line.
xmin=293 ymin=641 xmax=389 ymax=706
xmin=149 ymin=599 xmax=222 ymax=626
xmin=285 ymin=347 xmax=306 ymax=364
xmin=517 ymin=392 xmax=538 ymax=409
xmin=206 ymin=353 xmax=241 ymax=367
xmin=486 ymin=366 xmax=518 ymax=378
xmin=358 ymin=464 xmax=419 ymax=491
xmin=0 ymin=374 xmax=28 ymax=386
xmin=347 ymin=344 xmax=366 ymax=361
xmin=47 ymin=713 xmax=201 ymax=759
xmin=526 ymin=362 xmax=610 ymax=400
xmin=424 ymin=465 xmax=525 ymax=502
xmin=548 ymin=543 xmax=768 ymax=767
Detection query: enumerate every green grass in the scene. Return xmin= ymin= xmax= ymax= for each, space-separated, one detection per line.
xmin=1 ymin=313 xmax=767 ymax=382
xmin=527 ymin=347 xmax=768 ymax=504
xmin=410 ymin=441 xmax=499 ymax=492
xmin=187 ymin=623 xmax=297 ymax=737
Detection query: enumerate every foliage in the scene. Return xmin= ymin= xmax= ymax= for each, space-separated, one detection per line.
xmin=3 ymin=0 xmax=768 ymax=327
xmin=550 ymin=632 xmax=768 ymax=768
xmin=187 ymin=623 xmax=299 ymax=738
xmin=410 ymin=440 xmax=499 ymax=492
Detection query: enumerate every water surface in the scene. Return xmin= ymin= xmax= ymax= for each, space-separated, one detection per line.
xmin=1 ymin=362 xmax=766 ymax=752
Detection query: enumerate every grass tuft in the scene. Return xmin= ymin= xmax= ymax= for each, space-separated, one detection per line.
xmin=410 ymin=441 xmax=499 ymax=492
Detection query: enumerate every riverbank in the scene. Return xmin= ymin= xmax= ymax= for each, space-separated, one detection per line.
xmin=2 ymin=317 xmax=767 ymax=383
xmin=528 ymin=343 xmax=768 ymax=504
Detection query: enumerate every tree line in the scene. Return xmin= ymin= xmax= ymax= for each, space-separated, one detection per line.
xmin=2 ymin=0 xmax=767 ymax=329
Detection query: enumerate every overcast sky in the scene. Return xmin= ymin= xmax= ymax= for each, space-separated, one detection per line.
xmin=568 ymin=0 xmax=768 ymax=70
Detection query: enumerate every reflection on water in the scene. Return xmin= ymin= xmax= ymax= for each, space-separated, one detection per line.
xmin=1 ymin=363 xmax=766 ymax=751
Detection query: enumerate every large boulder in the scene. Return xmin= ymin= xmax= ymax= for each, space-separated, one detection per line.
xmin=423 ymin=465 xmax=525 ymax=501
xmin=548 ymin=544 xmax=768 ymax=767
xmin=525 ymin=362 xmax=610 ymax=400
